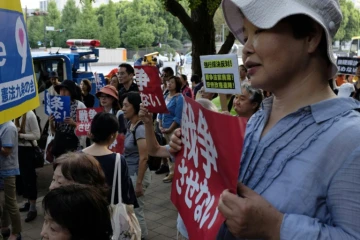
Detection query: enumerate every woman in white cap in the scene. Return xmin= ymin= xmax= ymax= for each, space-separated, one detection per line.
xmin=170 ymin=0 xmax=360 ymax=239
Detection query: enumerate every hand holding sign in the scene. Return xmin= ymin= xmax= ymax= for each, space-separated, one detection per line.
xmin=134 ymin=66 xmax=168 ymax=113
xmin=44 ymin=91 xmax=70 ymax=122
xmin=218 ymin=182 xmax=283 ymax=239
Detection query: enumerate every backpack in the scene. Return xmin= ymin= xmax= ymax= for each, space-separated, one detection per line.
xmin=132 ymin=121 xmax=165 ymax=171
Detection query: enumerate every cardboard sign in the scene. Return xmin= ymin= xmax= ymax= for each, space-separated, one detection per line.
xmin=200 ymin=54 xmax=241 ymax=95
xmin=75 ymin=107 xmax=103 ymax=136
xmin=171 ymin=97 xmax=247 ymax=240
xmin=134 ymin=66 xmax=168 ymax=113
xmin=0 ymin=1 xmax=39 ymax=123
xmin=109 ymin=134 xmax=125 ymax=154
xmin=336 ymin=57 xmax=359 ymax=75
xmin=44 ymin=91 xmax=70 ymax=122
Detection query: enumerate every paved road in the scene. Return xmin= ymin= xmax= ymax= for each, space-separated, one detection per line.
xmin=17 ymin=165 xmax=178 ymax=240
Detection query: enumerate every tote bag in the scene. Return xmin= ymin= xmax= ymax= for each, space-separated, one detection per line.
xmin=111 ymin=153 xmax=141 ymax=240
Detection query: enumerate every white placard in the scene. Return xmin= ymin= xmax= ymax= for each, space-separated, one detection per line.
xmin=200 ymin=54 xmax=241 ymax=94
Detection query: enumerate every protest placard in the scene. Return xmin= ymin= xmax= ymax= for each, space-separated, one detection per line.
xmin=0 ymin=1 xmax=39 ymax=123
xmin=108 ymin=134 xmax=125 ymax=154
xmin=44 ymin=90 xmax=70 ymax=122
xmin=200 ymin=54 xmax=241 ymax=95
xmin=336 ymin=57 xmax=359 ymax=75
xmin=171 ymin=97 xmax=247 ymax=240
xmin=75 ymin=107 xmax=103 ymax=136
xmin=94 ymin=72 xmax=107 ymax=92
xmin=134 ymin=66 xmax=168 ymax=113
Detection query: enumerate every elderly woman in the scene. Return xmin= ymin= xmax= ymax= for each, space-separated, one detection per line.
xmin=171 ymin=0 xmax=360 ymax=239
xmin=233 ymin=82 xmax=263 ymax=119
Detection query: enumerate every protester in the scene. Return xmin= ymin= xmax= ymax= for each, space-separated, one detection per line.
xmin=82 ymin=113 xmax=138 ymax=206
xmin=139 ymin=98 xmax=218 ymax=240
xmin=157 ymin=76 xmax=184 ymax=183
xmin=80 ymin=79 xmax=95 ymax=108
xmin=180 ymin=74 xmax=193 ymax=98
xmin=121 ymin=92 xmax=151 ymax=239
xmin=191 ymin=75 xmax=203 ymax=97
xmin=110 ymin=75 xmax=121 ymax=91
xmin=0 ymin=121 xmax=22 ymax=240
xmin=335 ymin=74 xmax=346 ymax=87
xmin=14 ymin=111 xmax=41 ymax=223
xmin=338 ymin=82 xmax=355 ymax=98
xmin=47 ymin=71 xmax=60 ymax=96
xmin=233 ymin=82 xmax=264 ymax=118
xmin=41 ymin=184 xmax=112 ymax=240
xmin=198 ymin=86 xmax=217 ymax=100
xmin=167 ymin=0 xmax=360 ymax=239
xmin=239 ymin=65 xmax=248 ymax=83
xmin=117 ymin=63 xmax=139 ymax=100
xmin=50 ymin=80 xmax=86 ymax=158
xmin=97 ymin=85 xmax=121 ymax=115
xmin=161 ymin=67 xmax=174 ymax=93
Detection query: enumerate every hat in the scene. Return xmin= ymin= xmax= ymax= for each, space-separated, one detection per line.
xmin=49 ymin=71 xmax=58 ymax=78
xmin=222 ymin=0 xmax=342 ymax=79
xmin=54 ymin=80 xmax=77 ymax=98
xmin=96 ymin=85 xmax=118 ymax=100
xmin=338 ymin=83 xmax=355 ymax=98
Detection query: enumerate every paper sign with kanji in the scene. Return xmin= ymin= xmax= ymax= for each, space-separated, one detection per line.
xmin=134 ymin=66 xmax=168 ymax=113
xmin=44 ymin=91 xmax=70 ymax=122
xmin=75 ymin=107 xmax=103 ymax=136
xmin=200 ymin=54 xmax=241 ymax=95
xmin=171 ymin=97 xmax=247 ymax=240
xmin=109 ymin=134 xmax=125 ymax=154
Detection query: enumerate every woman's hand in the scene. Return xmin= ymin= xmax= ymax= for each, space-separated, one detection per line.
xmin=64 ymin=117 xmax=76 ymax=126
xmin=49 ymin=114 xmax=55 ymax=123
xmin=139 ymin=104 xmax=153 ymax=124
xmin=218 ymin=182 xmax=283 ymax=240
xmin=169 ymin=128 xmax=182 ymax=154
xmin=135 ymin=182 xmax=144 ymax=197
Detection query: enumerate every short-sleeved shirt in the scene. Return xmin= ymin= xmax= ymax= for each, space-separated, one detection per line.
xmin=118 ymin=82 xmax=139 ymax=100
xmin=0 ymin=121 xmax=20 ymax=176
xmin=124 ymin=123 xmax=146 ymax=176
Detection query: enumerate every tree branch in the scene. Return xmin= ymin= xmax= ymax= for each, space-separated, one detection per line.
xmin=217 ymin=31 xmax=235 ymax=54
xmin=163 ymin=0 xmax=195 ymax=37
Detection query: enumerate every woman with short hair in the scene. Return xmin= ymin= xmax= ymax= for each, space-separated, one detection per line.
xmin=80 ymin=79 xmax=95 ymax=108
xmin=41 ymin=184 xmax=112 ymax=240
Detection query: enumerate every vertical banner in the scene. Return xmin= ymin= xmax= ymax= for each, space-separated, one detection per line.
xmin=0 ymin=1 xmax=39 ymax=124
xmin=171 ymin=97 xmax=247 ymax=240
xmin=76 ymin=107 xmax=103 ymax=136
xmin=44 ymin=91 xmax=70 ymax=122
xmin=109 ymin=134 xmax=125 ymax=154
xmin=94 ymin=72 xmax=106 ymax=92
xmin=134 ymin=66 xmax=168 ymax=113
xmin=200 ymin=54 xmax=241 ymax=95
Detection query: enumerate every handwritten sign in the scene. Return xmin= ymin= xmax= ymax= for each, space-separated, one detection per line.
xmin=94 ymin=72 xmax=106 ymax=92
xmin=109 ymin=134 xmax=125 ymax=154
xmin=44 ymin=90 xmax=70 ymax=122
xmin=200 ymin=54 xmax=241 ymax=95
xmin=75 ymin=107 xmax=103 ymax=136
xmin=134 ymin=66 xmax=168 ymax=113
xmin=0 ymin=1 xmax=39 ymax=123
xmin=171 ymin=97 xmax=246 ymax=240
xmin=336 ymin=57 xmax=359 ymax=75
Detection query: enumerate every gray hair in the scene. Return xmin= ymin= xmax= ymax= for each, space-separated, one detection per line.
xmin=241 ymin=82 xmax=264 ymax=111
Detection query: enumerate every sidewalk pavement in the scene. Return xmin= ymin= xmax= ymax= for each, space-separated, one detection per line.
xmin=16 ymin=165 xmax=178 ymax=240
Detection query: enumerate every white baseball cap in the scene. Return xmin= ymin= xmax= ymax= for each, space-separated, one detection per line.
xmin=222 ymin=0 xmax=343 ymax=79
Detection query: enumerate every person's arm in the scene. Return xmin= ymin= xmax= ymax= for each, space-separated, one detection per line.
xmin=120 ymin=155 xmax=139 ymax=207
xmin=49 ymin=115 xmax=56 ymax=134
xmin=19 ymin=112 xmax=41 ymax=141
xmin=166 ymin=95 xmax=183 ymax=133
xmin=279 ymin=147 xmax=360 ymax=240
xmin=135 ymin=126 xmax=148 ymax=197
xmin=219 ymin=94 xmax=229 ymax=112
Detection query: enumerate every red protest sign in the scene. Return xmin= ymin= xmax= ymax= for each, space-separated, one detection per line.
xmin=76 ymin=107 xmax=103 ymax=136
xmin=109 ymin=134 xmax=125 ymax=154
xmin=171 ymin=97 xmax=247 ymax=240
xmin=134 ymin=66 xmax=168 ymax=113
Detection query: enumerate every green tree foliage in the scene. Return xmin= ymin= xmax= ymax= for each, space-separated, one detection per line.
xmin=335 ymin=0 xmax=360 ymax=47
xmin=100 ymin=0 xmax=121 ymax=48
xmin=45 ymin=0 xmax=61 ymax=47
xmin=27 ymin=10 xmax=44 ymax=48
xmin=57 ymin=0 xmax=81 ymax=47
xmin=74 ymin=0 xmax=100 ymax=39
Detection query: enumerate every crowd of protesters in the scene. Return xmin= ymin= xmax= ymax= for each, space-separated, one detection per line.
xmin=1 ymin=0 xmax=360 ymax=239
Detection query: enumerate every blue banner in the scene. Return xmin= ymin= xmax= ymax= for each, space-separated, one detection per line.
xmin=44 ymin=91 xmax=70 ymax=122
xmin=0 ymin=6 xmax=39 ymax=123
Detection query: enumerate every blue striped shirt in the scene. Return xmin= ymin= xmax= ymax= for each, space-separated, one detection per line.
xmin=217 ymin=96 xmax=360 ymax=240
